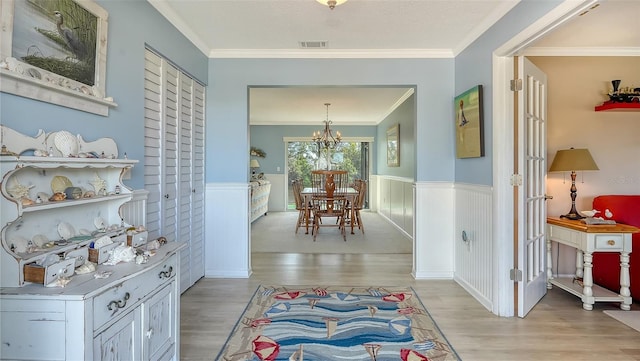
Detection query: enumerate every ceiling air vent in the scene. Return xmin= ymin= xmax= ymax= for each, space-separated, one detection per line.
xmin=299 ymin=41 xmax=328 ymax=49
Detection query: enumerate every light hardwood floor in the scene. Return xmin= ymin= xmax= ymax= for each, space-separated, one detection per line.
xmin=181 ymin=216 xmax=640 ymax=361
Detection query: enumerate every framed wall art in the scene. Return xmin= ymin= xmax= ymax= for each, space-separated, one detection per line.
xmin=0 ymin=0 xmax=115 ymax=115
xmin=386 ymin=124 xmax=399 ymax=167
xmin=455 ymin=85 xmax=484 ymax=158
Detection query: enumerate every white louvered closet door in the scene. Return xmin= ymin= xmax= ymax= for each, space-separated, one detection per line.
xmin=189 ymin=82 xmax=206 ymax=286
xmin=144 ymin=48 xmax=205 ymax=294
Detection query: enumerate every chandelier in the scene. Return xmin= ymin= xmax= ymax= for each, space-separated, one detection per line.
xmin=312 ymin=103 xmax=342 ymax=151
xmin=316 ymin=0 xmax=348 ymax=10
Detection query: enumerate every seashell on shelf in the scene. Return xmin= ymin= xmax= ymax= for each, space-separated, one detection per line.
xmin=11 ymin=235 xmax=30 ymax=253
xmin=51 ymin=175 xmax=73 ymax=193
xmin=6 ymin=178 xmax=35 ymax=199
xmin=57 ymin=222 xmax=75 ymax=240
xmin=36 ymin=192 xmax=50 ymax=203
xmin=76 ymin=262 xmax=96 ymax=274
xmin=53 ymin=130 xmax=79 ymax=157
xmin=94 ymin=217 xmax=107 ymax=230
xmin=90 ymin=173 xmax=106 ymax=194
xmin=21 ymin=197 xmax=34 ymax=206
xmin=49 ymin=192 xmax=66 ymax=202
xmin=83 ymin=190 xmax=95 ymax=198
xmin=31 ymin=234 xmax=49 ymax=247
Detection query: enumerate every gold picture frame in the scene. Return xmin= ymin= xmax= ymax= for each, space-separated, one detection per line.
xmin=386 ymin=124 xmax=399 ymax=167
xmin=455 ymin=85 xmax=484 ymax=158
xmin=0 ymin=0 xmax=115 ymax=115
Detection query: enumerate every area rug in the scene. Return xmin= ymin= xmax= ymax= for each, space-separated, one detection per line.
xmin=603 ymin=310 xmax=640 ymax=333
xmin=215 ymin=285 xmax=459 ymax=360
xmin=251 ymin=212 xmax=412 ymax=254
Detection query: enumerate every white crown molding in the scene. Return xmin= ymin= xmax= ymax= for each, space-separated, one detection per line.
xmin=524 ymin=47 xmax=640 ymax=56
xmin=147 ymin=0 xmax=209 ymax=55
xmin=453 ymin=0 xmax=522 ymax=56
xmin=208 ymin=49 xmax=454 ymax=59
xmin=376 ymin=88 xmax=415 ymax=124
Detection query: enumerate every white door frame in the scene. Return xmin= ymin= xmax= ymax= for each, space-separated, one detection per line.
xmin=491 ymin=0 xmax=600 ymax=317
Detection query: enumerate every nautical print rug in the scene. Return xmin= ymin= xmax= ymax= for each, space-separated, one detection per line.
xmin=215 ymin=285 xmax=460 ymax=361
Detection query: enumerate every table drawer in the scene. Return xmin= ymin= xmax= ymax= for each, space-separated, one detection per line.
xmin=594 ymin=234 xmax=624 ymax=251
xmin=547 ymin=224 xmax=580 ymax=248
xmin=93 ymin=254 xmax=177 ymax=331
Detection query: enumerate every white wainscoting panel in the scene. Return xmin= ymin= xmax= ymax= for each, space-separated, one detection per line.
xmin=414 ymin=182 xmax=455 ymax=279
xmin=453 ymin=183 xmax=493 ymax=311
xmin=376 ymin=176 xmax=414 ymax=238
xmin=121 ymin=189 xmax=149 ymax=227
xmin=204 ymin=182 xmax=251 ymax=278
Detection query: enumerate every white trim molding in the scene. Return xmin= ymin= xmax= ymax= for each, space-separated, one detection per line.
xmin=204 ymin=182 xmax=252 ymax=278
xmin=413 ymin=181 xmax=455 ymax=279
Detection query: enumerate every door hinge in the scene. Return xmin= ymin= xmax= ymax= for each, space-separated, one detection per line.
xmin=510 ymin=269 xmax=523 ymax=282
xmin=510 ymin=79 xmax=523 ymax=91
xmin=510 ymin=174 xmax=522 ymax=186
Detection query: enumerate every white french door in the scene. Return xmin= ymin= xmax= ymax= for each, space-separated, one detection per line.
xmin=516 ymin=57 xmax=548 ymax=317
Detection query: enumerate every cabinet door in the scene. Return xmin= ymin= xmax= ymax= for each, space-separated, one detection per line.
xmin=144 ymin=48 xmax=205 ymax=294
xmin=142 ymin=284 xmax=176 ymax=361
xmin=94 ymin=309 xmax=141 ymax=361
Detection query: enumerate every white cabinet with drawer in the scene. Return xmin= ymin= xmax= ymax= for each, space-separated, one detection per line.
xmin=0 ymin=127 xmax=184 ymax=360
xmin=1 ymin=242 xmax=184 ymax=361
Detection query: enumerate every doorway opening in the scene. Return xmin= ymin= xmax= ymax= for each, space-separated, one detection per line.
xmin=286 ymin=140 xmax=370 ymax=210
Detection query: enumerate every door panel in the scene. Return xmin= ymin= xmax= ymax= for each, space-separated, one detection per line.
xmin=517 ymin=57 xmax=548 ymax=317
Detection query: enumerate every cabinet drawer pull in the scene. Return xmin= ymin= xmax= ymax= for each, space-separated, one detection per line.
xmin=159 ymin=266 xmax=174 ymax=279
xmin=107 ymin=292 xmax=130 ymax=315
xmin=607 ymin=240 xmax=616 ymax=246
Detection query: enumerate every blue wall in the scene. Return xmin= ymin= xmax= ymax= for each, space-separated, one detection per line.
xmin=250 ymin=92 xmax=415 ymax=178
xmin=454 ymin=0 xmax=564 ymax=185
xmin=250 ymin=124 xmax=377 ymax=175
xmin=377 ymin=93 xmax=415 ymax=179
xmin=0 ymin=0 xmax=207 ymax=190
xmin=0 ymin=0 xmax=570 ymax=191
xmin=208 ymin=58 xmax=454 ymax=183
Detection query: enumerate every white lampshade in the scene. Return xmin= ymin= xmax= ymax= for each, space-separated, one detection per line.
xmin=250 ymin=159 xmax=260 ymax=168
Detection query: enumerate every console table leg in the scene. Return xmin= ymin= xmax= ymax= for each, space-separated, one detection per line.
xmin=575 ymin=250 xmax=584 ymax=279
xmin=582 ymin=252 xmax=594 ymax=311
xmin=620 ymin=251 xmax=631 ymax=311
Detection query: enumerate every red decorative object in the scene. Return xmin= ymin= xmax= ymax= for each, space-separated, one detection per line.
xmin=594 ymin=101 xmax=640 ymax=112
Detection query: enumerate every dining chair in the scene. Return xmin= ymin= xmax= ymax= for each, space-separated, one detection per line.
xmin=310 ymin=195 xmax=347 ymax=241
xmin=348 ymin=180 xmax=367 ymax=234
xmin=311 ymin=170 xmax=348 ymax=197
xmin=291 ymin=179 xmax=307 ymax=234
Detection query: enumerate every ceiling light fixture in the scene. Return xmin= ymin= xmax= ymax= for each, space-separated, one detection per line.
xmin=312 ymin=103 xmax=342 ymax=150
xmin=316 ymin=0 xmax=348 ymax=10
xmin=312 ymin=103 xmax=342 ymax=169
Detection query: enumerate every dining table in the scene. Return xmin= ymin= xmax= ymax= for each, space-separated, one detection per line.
xmin=301 ymin=187 xmax=359 ymax=235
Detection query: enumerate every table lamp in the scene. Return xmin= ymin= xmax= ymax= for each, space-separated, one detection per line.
xmin=250 ymin=159 xmax=260 ymax=176
xmin=548 ymin=148 xmax=599 ymax=220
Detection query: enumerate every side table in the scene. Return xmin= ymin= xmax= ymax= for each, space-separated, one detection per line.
xmin=546 ymin=217 xmax=639 ymax=311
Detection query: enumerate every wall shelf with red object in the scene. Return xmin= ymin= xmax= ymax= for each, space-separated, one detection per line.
xmin=594 ymin=102 xmax=640 ymax=112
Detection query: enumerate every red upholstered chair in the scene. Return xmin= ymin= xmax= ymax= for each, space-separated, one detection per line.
xmin=591 ymin=195 xmax=640 ymax=302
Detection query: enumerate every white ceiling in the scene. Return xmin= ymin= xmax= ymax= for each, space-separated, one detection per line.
xmin=148 ymin=0 xmax=640 ymax=126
